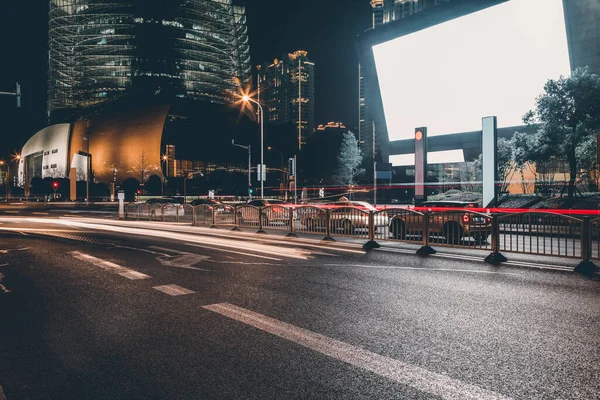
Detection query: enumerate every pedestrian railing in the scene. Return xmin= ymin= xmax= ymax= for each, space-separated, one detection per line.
xmin=123 ymin=202 xmax=600 ymax=273
xmin=497 ymin=212 xmax=582 ymax=258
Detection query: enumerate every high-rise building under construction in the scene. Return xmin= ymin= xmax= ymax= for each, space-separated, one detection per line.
xmin=258 ymin=51 xmax=315 ymax=151
xmin=47 ymin=0 xmax=251 ymax=121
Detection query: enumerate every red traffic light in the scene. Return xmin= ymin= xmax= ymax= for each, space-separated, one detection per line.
xmin=52 ymin=182 xmax=59 ymax=188
xmin=137 ymin=190 xmax=141 ymax=194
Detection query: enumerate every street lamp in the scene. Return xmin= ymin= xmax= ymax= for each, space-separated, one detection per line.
xmin=183 ymin=171 xmax=204 ymax=203
xmin=162 ymin=154 xmax=168 ymax=197
xmin=0 ymin=161 xmax=8 ymax=202
xmin=232 ymin=139 xmax=251 ymax=196
xmin=242 ymin=94 xmax=264 ymax=198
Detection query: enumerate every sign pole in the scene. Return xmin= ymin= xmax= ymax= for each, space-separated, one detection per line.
xmin=414 ymin=127 xmax=427 ymax=205
xmin=373 ymin=161 xmax=377 ymax=206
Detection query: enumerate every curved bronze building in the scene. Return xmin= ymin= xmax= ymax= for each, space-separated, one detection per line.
xmin=48 ymin=0 xmax=251 ymax=120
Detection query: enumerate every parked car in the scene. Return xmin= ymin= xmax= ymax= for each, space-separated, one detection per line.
xmin=389 ymin=200 xmax=491 ymax=243
xmin=300 ymin=200 xmax=388 ymax=234
xmin=143 ymin=198 xmax=185 ymax=219
xmin=238 ymin=199 xmax=292 ymax=225
xmin=189 ymin=198 xmax=233 ymax=213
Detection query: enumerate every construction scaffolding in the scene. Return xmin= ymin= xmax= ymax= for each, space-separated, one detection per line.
xmin=48 ymin=0 xmax=251 ymax=116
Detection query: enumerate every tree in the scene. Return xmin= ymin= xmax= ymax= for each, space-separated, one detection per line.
xmin=122 ymin=177 xmax=140 ymax=201
xmin=334 ymin=131 xmax=365 ymax=186
xmin=522 ymin=67 xmax=600 ymax=198
xmin=145 ymin=174 xmax=163 ymax=196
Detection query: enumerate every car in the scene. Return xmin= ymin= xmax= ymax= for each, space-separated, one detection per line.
xmin=389 ymin=200 xmax=491 ymax=243
xmin=189 ymin=198 xmax=233 ymax=213
xmin=238 ymin=199 xmax=292 ymax=225
xmin=143 ymin=198 xmax=185 ymax=219
xmin=300 ymin=200 xmax=388 ymax=234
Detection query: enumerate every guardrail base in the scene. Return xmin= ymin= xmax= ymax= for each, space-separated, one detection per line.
xmin=363 ymin=240 xmax=380 ymax=250
xmin=256 ymin=229 xmax=268 ymax=235
xmin=322 ymin=236 xmax=335 ymax=242
xmin=574 ymin=261 xmax=599 ymax=274
xmin=484 ymin=252 xmax=508 ymax=264
xmin=210 ymin=225 xmax=218 ymax=229
xmin=231 ymin=226 xmax=241 ymax=231
xmin=416 ymin=246 xmax=436 ymax=255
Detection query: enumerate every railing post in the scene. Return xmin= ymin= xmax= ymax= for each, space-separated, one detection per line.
xmin=485 ymin=214 xmax=507 ymax=263
xmin=322 ymin=208 xmax=335 ymax=242
xmin=137 ymin=204 xmax=141 ymax=220
xmin=232 ymin=205 xmax=241 ymax=231
xmin=416 ymin=210 xmax=436 ymax=255
xmin=256 ymin=206 xmax=267 ymax=234
xmin=176 ymin=205 xmax=180 ymax=223
xmin=192 ymin=206 xmax=197 ymax=226
xmin=286 ymin=206 xmax=298 ymax=238
xmin=161 ymin=206 xmax=165 ymax=221
xmin=575 ymin=216 xmax=599 ymax=274
xmin=363 ymin=211 xmax=380 ymax=250
xmin=210 ymin=206 xmax=218 ymax=228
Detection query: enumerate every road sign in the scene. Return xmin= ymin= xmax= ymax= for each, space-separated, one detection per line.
xmin=319 ymin=188 xmax=325 ymax=198
xmin=208 ymin=190 xmax=215 ymax=199
xmin=288 ymin=158 xmax=296 ymax=177
xmin=257 ymin=164 xmax=266 ymax=181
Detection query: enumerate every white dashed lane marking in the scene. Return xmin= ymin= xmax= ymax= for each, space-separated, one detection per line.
xmin=70 ymin=251 xmax=151 ymax=280
xmin=203 ymin=303 xmax=512 ymax=400
xmin=153 ymin=284 xmax=195 ymax=296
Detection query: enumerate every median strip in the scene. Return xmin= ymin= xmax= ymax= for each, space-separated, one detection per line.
xmin=203 ymin=302 xmax=512 ymax=400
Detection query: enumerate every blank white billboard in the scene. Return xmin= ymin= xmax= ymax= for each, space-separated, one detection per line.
xmin=373 ymin=0 xmax=571 ymax=141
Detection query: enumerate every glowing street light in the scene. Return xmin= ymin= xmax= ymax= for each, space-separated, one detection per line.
xmin=241 ymin=94 xmax=265 ymax=199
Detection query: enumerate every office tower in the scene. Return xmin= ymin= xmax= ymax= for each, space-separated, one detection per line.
xmin=258 ymin=51 xmax=315 ymax=151
xmin=47 ymin=0 xmax=251 ymax=121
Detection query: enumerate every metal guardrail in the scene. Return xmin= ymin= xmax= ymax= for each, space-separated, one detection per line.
xmin=124 ymin=202 xmax=600 ymax=273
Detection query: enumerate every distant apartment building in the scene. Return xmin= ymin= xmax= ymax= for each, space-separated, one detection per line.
xmin=258 ymin=51 xmax=315 ymax=151
xmin=359 ymin=0 xmax=449 ymax=164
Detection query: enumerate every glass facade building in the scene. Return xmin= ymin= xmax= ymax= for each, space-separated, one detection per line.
xmin=48 ymin=0 xmax=251 ymax=119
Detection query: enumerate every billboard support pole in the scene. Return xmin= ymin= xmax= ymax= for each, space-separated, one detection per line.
xmin=482 ymin=116 xmax=498 ymax=208
xmin=373 ymin=161 xmax=377 ymax=206
xmin=414 ymin=127 xmax=427 ymax=205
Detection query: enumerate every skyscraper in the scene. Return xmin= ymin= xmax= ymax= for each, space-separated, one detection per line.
xmin=359 ymin=0 xmax=449 ymax=165
xmin=48 ymin=0 xmax=251 ymax=121
xmin=258 ymin=51 xmax=315 ymax=151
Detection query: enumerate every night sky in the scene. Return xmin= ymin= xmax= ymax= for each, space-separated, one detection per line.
xmin=0 ymin=1 xmax=372 ymax=157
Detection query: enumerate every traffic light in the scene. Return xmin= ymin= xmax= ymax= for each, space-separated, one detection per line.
xmin=248 ymin=187 xmax=253 ymax=195
xmin=52 ymin=181 xmax=59 ymax=189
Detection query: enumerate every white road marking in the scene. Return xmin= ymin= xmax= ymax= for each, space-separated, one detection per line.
xmin=212 ymin=260 xmax=280 ymax=266
xmin=184 ymin=243 xmax=282 ymax=261
xmin=70 ymin=251 xmax=151 ymax=280
xmin=153 ymin=284 xmax=195 ymax=296
xmin=0 ymin=263 xmax=8 ymax=268
xmin=204 ymin=303 xmax=511 ymax=400
xmin=32 ymin=212 xmax=49 ymax=215
xmin=324 ymin=264 xmax=523 ymax=276
xmin=0 ymin=247 xmax=29 ymax=254
xmin=148 ymin=246 xmax=212 ymax=271
xmin=0 ymin=273 xmax=10 ymax=293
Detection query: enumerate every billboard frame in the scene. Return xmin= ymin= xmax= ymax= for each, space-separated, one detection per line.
xmin=355 ymin=0 xmax=508 ymax=162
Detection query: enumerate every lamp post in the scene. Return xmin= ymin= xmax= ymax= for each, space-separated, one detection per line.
xmin=162 ymin=154 xmax=168 ymax=197
xmin=242 ymin=95 xmax=264 ymax=198
xmin=232 ymin=139 xmax=251 ymax=196
xmin=0 ymin=161 xmax=8 ymax=202
xmin=183 ymin=171 xmax=204 ymax=203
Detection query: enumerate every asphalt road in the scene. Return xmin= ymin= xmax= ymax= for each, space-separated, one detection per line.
xmin=0 ymin=217 xmax=598 ymax=399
